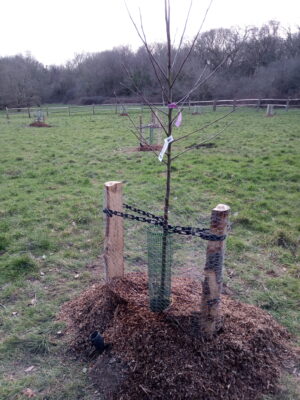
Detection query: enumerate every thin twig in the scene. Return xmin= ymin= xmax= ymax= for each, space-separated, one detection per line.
xmin=173 ymin=109 xmax=235 ymax=143
xmin=139 ymin=9 xmax=168 ymax=81
xmin=124 ymin=1 xmax=168 ymax=90
xmin=176 ymin=64 xmax=209 ymax=106
xmin=121 ymin=61 xmax=169 ymax=121
xmin=176 ymin=28 xmax=250 ymax=105
xmin=171 ymin=122 xmax=233 ymax=161
xmin=138 ymin=10 xmax=168 ymax=98
xmin=170 ymin=0 xmax=214 ymax=88
xmin=139 ymin=385 xmax=152 ymax=398
xmin=120 ymin=65 xmax=169 ymax=117
xmin=120 ymin=80 xmax=169 ymax=137
xmin=171 ymin=1 xmax=193 ymax=69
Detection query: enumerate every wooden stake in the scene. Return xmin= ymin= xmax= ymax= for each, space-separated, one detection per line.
xmin=256 ymin=99 xmax=261 ymax=111
xmin=27 ymin=107 xmax=31 ymax=118
xmin=104 ymin=181 xmax=124 ymax=280
xmin=139 ymin=115 xmax=143 ymax=148
xmin=68 ymin=106 xmax=71 ymax=116
xmin=213 ymin=100 xmax=217 ymax=112
xmin=201 ymin=204 xmax=230 ymax=337
xmin=266 ymin=104 xmax=274 ymax=117
xmin=286 ymin=99 xmax=290 ymax=112
xmin=5 ymin=107 xmax=9 ymax=120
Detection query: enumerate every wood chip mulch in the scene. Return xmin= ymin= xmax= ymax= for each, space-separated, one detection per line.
xmin=59 ymin=273 xmax=299 ymax=400
xmin=29 ymin=121 xmax=51 ymax=127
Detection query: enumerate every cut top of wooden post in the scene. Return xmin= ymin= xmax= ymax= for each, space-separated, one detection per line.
xmin=210 ymin=204 xmax=230 ymax=235
xmin=105 ymin=181 xmax=122 ymax=189
xmin=214 ymin=204 xmax=230 ymax=212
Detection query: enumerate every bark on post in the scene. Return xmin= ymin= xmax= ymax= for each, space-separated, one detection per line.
xmin=104 ymin=181 xmax=124 ymax=281
xmin=201 ymin=204 xmax=230 ymax=337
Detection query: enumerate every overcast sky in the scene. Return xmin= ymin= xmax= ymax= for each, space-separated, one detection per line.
xmin=1 ymin=0 xmax=299 ymax=66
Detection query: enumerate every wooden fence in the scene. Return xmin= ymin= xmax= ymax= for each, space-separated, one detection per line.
xmin=3 ymin=98 xmax=300 ymax=119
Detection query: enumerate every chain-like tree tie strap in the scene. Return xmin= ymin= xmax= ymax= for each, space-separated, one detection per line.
xmin=103 ymin=205 xmax=226 ymax=242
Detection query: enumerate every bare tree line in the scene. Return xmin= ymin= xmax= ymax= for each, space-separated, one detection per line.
xmin=0 ymin=21 xmax=300 ymax=109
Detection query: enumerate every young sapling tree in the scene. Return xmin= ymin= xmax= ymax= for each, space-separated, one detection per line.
xmin=125 ymin=0 xmax=234 ymax=320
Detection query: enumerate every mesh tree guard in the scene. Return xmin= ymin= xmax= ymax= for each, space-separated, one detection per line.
xmin=147 ymin=227 xmax=173 ymax=312
xmin=149 ymin=126 xmax=155 ymax=144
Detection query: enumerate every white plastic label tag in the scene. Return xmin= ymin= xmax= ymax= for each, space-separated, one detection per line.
xmin=158 ymin=135 xmax=174 ymax=162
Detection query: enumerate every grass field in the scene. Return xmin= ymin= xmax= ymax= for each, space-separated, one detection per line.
xmin=0 ymin=107 xmax=299 ymax=399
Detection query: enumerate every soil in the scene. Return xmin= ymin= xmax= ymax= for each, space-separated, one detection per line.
xmin=29 ymin=121 xmax=51 ymax=127
xmin=138 ymin=144 xmax=163 ymax=152
xmin=60 ymin=273 xmax=299 ymax=400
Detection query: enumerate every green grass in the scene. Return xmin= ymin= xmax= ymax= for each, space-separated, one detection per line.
xmin=0 ymin=107 xmax=299 ymax=399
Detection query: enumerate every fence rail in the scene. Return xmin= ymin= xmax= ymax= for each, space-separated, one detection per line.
xmin=3 ymin=98 xmax=300 ymax=119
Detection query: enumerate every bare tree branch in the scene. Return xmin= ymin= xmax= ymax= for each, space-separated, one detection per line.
xmin=171 ymin=122 xmax=233 ymax=161
xmin=138 ymin=8 xmax=168 ymax=81
xmin=171 ymin=1 xmax=193 ymax=70
xmin=124 ymin=1 xmax=169 ymax=90
xmin=170 ymin=0 xmax=214 ymax=88
xmin=138 ymin=9 xmax=169 ymax=97
xmin=119 ymin=66 xmax=169 ymax=136
xmin=173 ymin=109 xmax=235 ymax=143
xmin=175 ymin=64 xmax=209 ymax=107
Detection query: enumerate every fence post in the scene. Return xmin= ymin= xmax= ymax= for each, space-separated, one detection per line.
xmin=139 ymin=115 xmax=144 ymax=148
xmin=286 ymin=98 xmax=290 ymax=112
xmin=5 ymin=107 xmax=9 ymax=120
xmin=68 ymin=106 xmax=71 ymax=116
xmin=266 ymin=104 xmax=274 ymax=117
xmin=27 ymin=107 xmax=31 ymax=118
xmin=213 ymin=100 xmax=217 ymax=112
xmin=256 ymin=99 xmax=261 ymax=111
xmin=46 ymin=107 xmax=49 ymax=117
xmin=92 ymin=104 xmax=95 ymax=115
xmin=201 ymin=204 xmax=230 ymax=337
xmin=233 ymin=99 xmax=236 ymax=111
xmin=104 ymin=181 xmax=124 ymax=281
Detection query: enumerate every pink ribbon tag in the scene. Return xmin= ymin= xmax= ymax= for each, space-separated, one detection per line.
xmin=168 ymin=103 xmax=178 ymax=109
xmin=174 ymin=111 xmax=182 ymax=127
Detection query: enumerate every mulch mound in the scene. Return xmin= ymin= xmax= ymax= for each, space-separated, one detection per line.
xmin=60 ymin=273 xmax=298 ymax=400
xmin=29 ymin=121 xmax=51 ymax=127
